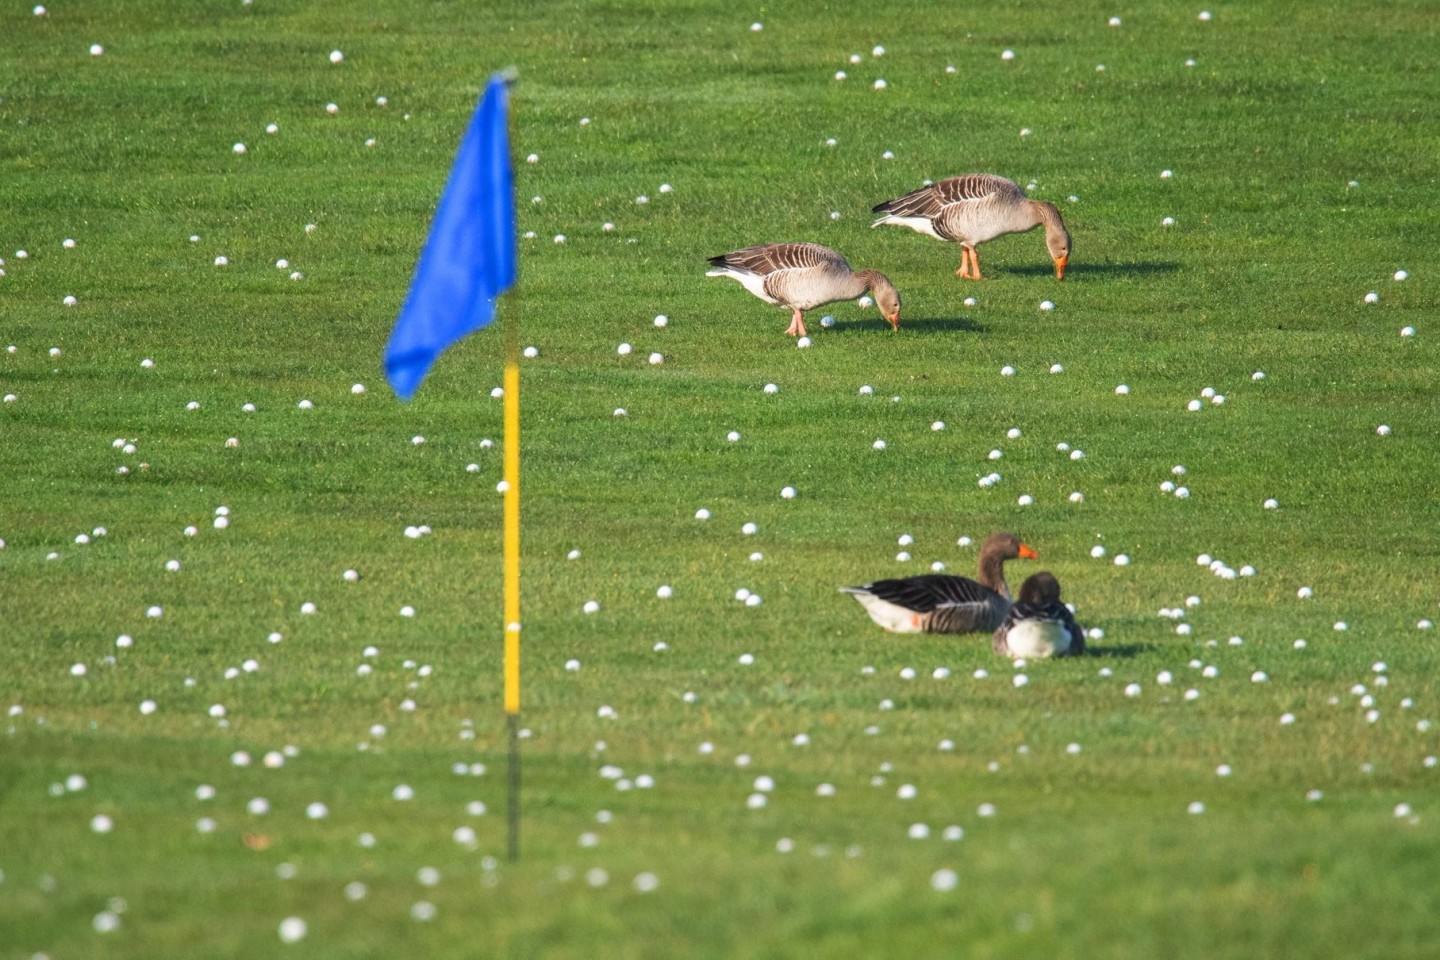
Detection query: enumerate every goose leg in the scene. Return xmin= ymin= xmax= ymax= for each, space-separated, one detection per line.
xmin=784 ymin=308 xmax=807 ymax=337
xmin=957 ymin=245 xmax=980 ymax=279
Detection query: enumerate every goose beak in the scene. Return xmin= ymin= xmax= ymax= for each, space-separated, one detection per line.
xmin=1018 ymin=543 xmax=1039 ymax=560
xmin=886 ymin=311 xmax=900 ymax=331
xmin=1053 ymin=254 xmax=1068 ymax=281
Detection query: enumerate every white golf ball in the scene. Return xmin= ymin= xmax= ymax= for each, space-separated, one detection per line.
xmin=232 ymin=142 xmax=247 ymax=155
xmin=278 ymin=917 xmax=307 ymax=943
xmin=1115 ymin=384 xmax=1130 ymax=395
xmin=1001 ymin=49 xmax=1015 ymax=61
xmin=617 ymin=342 xmax=632 ymax=355
xmin=90 ymin=44 xmax=105 ymax=56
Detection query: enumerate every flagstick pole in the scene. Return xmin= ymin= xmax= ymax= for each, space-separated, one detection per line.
xmin=497 ymin=67 xmax=523 ymax=865
xmin=502 ymin=305 xmax=521 ymax=862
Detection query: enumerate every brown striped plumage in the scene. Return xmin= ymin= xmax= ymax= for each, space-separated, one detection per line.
xmin=706 ymin=242 xmax=902 ymax=336
xmin=872 ymin=174 xmax=1071 ymax=280
xmin=840 ymin=532 xmax=1039 ymax=635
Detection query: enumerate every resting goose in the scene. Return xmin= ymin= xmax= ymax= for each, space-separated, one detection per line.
xmin=706 ymin=242 xmax=901 ymax=336
xmin=840 ymin=532 xmax=1037 ymax=634
xmin=871 ymin=174 xmax=1071 ymax=280
xmin=992 ymin=572 xmax=1086 ymax=659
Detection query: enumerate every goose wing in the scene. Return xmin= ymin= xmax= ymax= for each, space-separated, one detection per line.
xmin=842 ymin=575 xmax=997 ymax=612
xmin=843 ymin=575 xmax=1008 ymax=633
xmin=873 ymin=174 xmax=1022 ymax=218
xmin=706 ymin=242 xmax=849 ymax=278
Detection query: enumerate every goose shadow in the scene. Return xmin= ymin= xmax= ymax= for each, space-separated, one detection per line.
xmin=837 ymin=316 xmax=985 ymax=334
xmin=1004 ymin=261 xmax=1181 ymax=279
xmin=1082 ymin=643 xmax=1154 ymax=659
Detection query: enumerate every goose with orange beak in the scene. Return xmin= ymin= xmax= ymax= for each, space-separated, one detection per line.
xmin=841 ymin=532 xmax=1039 ymax=635
xmin=872 ymin=173 xmax=1070 ymax=281
xmin=706 ymin=242 xmax=901 ymax=336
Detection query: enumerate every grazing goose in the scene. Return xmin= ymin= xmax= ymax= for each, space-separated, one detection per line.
xmin=871 ymin=174 xmax=1071 ymax=280
xmin=992 ymin=572 xmax=1086 ymax=659
xmin=706 ymin=242 xmax=902 ymax=336
xmin=840 ymin=532 xmax=1037 ymax=634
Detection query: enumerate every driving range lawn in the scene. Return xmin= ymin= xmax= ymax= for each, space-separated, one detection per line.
xmin=2 ymin=1 xmax=1439 ymax=957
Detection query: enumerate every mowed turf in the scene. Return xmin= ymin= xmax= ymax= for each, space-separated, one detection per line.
xmin=2 ymin=1 xmax=1439 ymax=957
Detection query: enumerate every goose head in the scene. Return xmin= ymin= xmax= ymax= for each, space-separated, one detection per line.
xmin=1016 ymin=571 xmax=1062 ymax=605
xmin=1036 ymin=201 xmax=1071 ymax=280
xmin=872 ymin=275 xmax=902 ymax=331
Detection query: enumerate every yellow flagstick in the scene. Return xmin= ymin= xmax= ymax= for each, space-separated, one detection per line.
xmin=503 ymin=345 xmax=521 ymax=861
xmin=504 ymin=360 xmax=521 ymax=713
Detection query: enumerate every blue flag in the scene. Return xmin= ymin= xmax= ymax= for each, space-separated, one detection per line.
xmin=385 ymin=73 xmax=517 ymax=400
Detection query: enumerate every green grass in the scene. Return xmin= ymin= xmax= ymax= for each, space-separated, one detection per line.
xmin=3 ymin=1 xmax=1440 ymax=957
